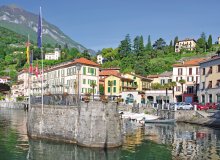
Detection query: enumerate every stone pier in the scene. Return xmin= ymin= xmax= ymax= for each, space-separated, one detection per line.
xmin=27 ymin=101 xmax=123 ymax=148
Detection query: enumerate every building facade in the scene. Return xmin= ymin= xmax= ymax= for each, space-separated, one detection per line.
xmin=172 ymin=58 xmax=205 ymax=102
xmin=11 ymin=58 xmax=100 ymax=100
xmin=97 ymin=54 xmax=104 ymax=64
xmin=198 ymin=54 xmax=220 ymax=104
xmin=45 ymin=48 xmax=61 ymax=60
xmin=175 ymin=39 xmax=196 ymax=53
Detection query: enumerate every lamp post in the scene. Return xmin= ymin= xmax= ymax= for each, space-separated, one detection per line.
xmin=76 ymin=63 xmax=82 ymax=105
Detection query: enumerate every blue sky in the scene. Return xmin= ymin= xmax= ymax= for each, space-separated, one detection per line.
xmin=0 ymin=0 xmax=220 ymax=51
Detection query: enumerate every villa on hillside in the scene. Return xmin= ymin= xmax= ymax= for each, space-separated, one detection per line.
xmin=175 ymin=38 xmax=196 ymax=53
xmin=45 ymin=48 xmax=61 ymax=60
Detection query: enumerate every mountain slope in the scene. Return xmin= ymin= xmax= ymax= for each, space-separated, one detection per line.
xmin=0 ymin=5 xmax=86 ymax=51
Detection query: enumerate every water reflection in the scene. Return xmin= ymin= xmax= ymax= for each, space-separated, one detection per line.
xmin=2 ymin=108 xmax=220 ymax=160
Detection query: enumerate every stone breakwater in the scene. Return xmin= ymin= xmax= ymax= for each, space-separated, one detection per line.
xmin=27 ymin=102 xmax=123 ymax=148
xmin=0 ymin=101 xmax=25 ymax=109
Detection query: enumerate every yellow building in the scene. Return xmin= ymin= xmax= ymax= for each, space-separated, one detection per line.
xmin=198 ymin=54 xmax=220 ymax=103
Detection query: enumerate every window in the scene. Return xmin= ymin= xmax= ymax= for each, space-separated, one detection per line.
xmin=209 ymin=94 xmax=212 ymax=103
xmin=218 ymin=65 xmax=220 ymax=72
xmin=176 ymin=86 xmax=181 ymax=91
xmin=187 ymin=76 xmax=194 ymax=82
xmin=108 ymin=87 xmax=111 ymax=93
xmin=189 ymin=68 xmax=192 ymax=75
xmin=202 ymin=68 xmax=205 ymax=75
xmin=196 ymin=68 xmax=199 ymax=75
xmin=176 ymin=77 xmax=178 ymax=82
xmin=161 ymin=79 xmax=165 ymax=85
xmin=208 ymin=81 xmax=212 ymax=89
xmin=202 ymin=82 xmax=205 ymax=90
xmin=216 ymin=80 xmax=220 ymax=87
xmin=202 ymin=95 xmax=205 ymax=103
xmin=178 ymin=68 xmax=182 ymax=75
xmin=113 ymin=87 xmax=116 ymax=93
xmin=83 ymin=79 xmax=86 ymax=84
xmin=208 ymin=66 xmax=212 ymax=74
xmin=114 ymin=80 xmax=116 ymax=86
xmin=83 ymin=67 xmax=86 ymax=75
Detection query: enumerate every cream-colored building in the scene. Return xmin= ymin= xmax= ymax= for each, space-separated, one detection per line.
xmin=175 ymin=39 xmax=196 ymax=53
xmin=218 ymin=37 xmax=220 ymax=44
xmin=198 ymin=54 xmax=220 ymax=103
xmin=172 ymin=58 xmax=206 ymax=102
xmin=12 ymin=58 xmax=100 ymax=99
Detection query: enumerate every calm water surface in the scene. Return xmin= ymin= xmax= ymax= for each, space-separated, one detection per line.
xmin=1 ymin=108 xmax=220 ymax=160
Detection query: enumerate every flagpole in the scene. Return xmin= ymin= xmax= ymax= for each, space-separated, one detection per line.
xmin=28 ymin=34 xmax=31 ymax=110
xmin=40 ymin=7 xmax=44 ymax=115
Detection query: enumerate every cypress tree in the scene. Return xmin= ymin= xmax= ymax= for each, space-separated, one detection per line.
xmin=207 ymin=35 xmax=212 ymax=50
xmin=146 ymin=35 xmax=152 ymax=51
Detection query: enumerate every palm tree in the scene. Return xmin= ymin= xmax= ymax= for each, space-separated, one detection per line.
xmin=179 ymin=79 xmax=186 ymax=102
xmin=169 ymin=81 xmax=177 ymax=103
xmin=90 ymin=81 xmax=97 ymax=101
xmin=163 ymin=83 xmax=170 ymax=107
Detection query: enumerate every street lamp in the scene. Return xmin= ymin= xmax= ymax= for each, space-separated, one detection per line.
xmin=76 ymin=63 xmax=82 ymax=105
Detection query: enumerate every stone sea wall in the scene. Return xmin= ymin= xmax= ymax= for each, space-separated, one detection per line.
xmin=27 ymin=102 xmax=123 ymax=148
xmin=0 ymin=101 xmax=25 ymax=109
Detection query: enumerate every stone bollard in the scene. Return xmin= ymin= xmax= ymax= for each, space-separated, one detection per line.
xmin=194 ymin=105 xmax=197 ymax=111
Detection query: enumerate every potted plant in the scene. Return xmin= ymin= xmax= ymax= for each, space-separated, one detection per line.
xmin=101 ymin=96 xmax=108 ymax=103
xmin=83 ymin=93 xmax=91 ymax=103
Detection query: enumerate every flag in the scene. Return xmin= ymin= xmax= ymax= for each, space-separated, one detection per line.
xmin=37 ymin=7 xmax=42 ymax=48
xmin=29 ymin=51 xmax=33 ymax=73
xmin=26 ymin=37 xmax=30 ymax=64
xmin=35 ymin=60 xmax=39 ymax=78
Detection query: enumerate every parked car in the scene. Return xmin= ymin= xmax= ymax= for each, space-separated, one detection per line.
xmin=177 ymin=103 xmax=193 ymax=110
xmin=197 ymin=103 xmax=209 ymax=110
xmin=206 ymin=103 xmax=217 ymax=109
xmin=170 ymin=102 xmax=184 ymax=110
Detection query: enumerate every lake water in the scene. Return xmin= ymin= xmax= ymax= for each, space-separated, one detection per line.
xmin=1 ymin=108 xmax=220 ymax=160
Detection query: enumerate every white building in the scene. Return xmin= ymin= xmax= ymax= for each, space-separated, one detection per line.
xmin=158 ymin=71 xmax=173 ymax=85
xmin=175 ymin=39 xmax=196 ymax=53
xmin=0 ymin=76 xmax=10 ymax=84
xmin=172 ymin=58 xmax=206 ymax=103
xmin=45 ymin=48 xmax=61 ymax=60
xmin=97 ymin=54 xmax=104 ymax=64
xmin=31 ymin=58 xmax=100 ymax=97
xmin=11 ymin=70 xmax=30 ymax=98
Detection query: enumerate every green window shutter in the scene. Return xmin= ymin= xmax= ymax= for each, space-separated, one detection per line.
xmin=91 ymin=68 xmax=94 ymax=75
xmin=114 ymin=80 xmax=116 ymax=86
xmin=108 ymin=87 xmax=110 ymax=93
xmin=85 ymin=88 xmax=87 ymax=93
xmin=88 ymin=67 xmax=90 ymax=73
xmin=94 ymin=68 xmax=96 ymax=76
xmin=82 ymin=88 xmax=84 ymax=93
xmin=83 ymin=67 xmax=86 ymax=75
xmin=113 ymin=87 xmax=116 ymax=93
xmin=83 ymin=79 xmax=86 ymax=84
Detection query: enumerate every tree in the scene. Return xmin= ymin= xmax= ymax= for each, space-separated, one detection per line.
xmin=168 ymin=81 xmax=177 ymax=102
xmin=196 ymin=38 xmax=206 ymax=53
xmin=146 ymin=35 xmax=152 ymax=51
xmin=201 ymin=32 xmax=206 ymax=42
xmin=179 ymin=79 xmax=186 ymax=102
xmin=81 ymin=50 xmax=91 ymax=59
xmin=133 ymin=35 xmax=144 ymax=57
xmin=90 ymin=81 xmax=97 ymax=101
xmin=99 ymin=84 xmax=104 ymax=95
xmin=153 ymin=38 xmax=166 ymax=50
xmin=207 ymin=35 xmax=212 ymax=50
xmin=151 ymin=83 xmax=163 ymax=90
xmin=174 ymin=36 xmax=178 ymax=49
xmin=118 ymin=34 xmax=132 ymax=58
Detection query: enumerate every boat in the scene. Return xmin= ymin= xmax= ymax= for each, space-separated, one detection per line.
xmin=145 ymin=119 xmax=176 ymax=124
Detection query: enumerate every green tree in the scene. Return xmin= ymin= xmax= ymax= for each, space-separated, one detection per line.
xmin=146 ymin=35 xmax=152 ymax=51
xmin=151 ymin=83 xmax=163 ymax=90
xmin=207 ymin=35 xmax=212 ymax=50
xmin=153 ymin=38 xmax=166 ymax=50
xmin=196 ymin=38 xmax=206 ymax=53
xmin=90 ymin=81 xmax=97 ymax=101
xmin=174 ymin=36 xmax=178 ymax=49
xmin=179 ymin=79 xmax=186 ymax=102
xmin=168 ymin=81 xmax=177 ymax=102
xmin=118 ymin=34 xmax=132 ymax=58
xmin=99 ymin=84 xmax=104 ymax=95
xmin=133 ymin=35 xmax=144 ymax=57
xmin=81 ymin=50 xmax=91 ymax=59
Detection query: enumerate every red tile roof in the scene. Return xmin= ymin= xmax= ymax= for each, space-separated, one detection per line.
xmin=99 ymin=70 xmax=121 ymax=76
xmin=173 ymin=58 xmax=206 ymax=67
xmin=72 ymin=58 xmax=100 ymax=67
